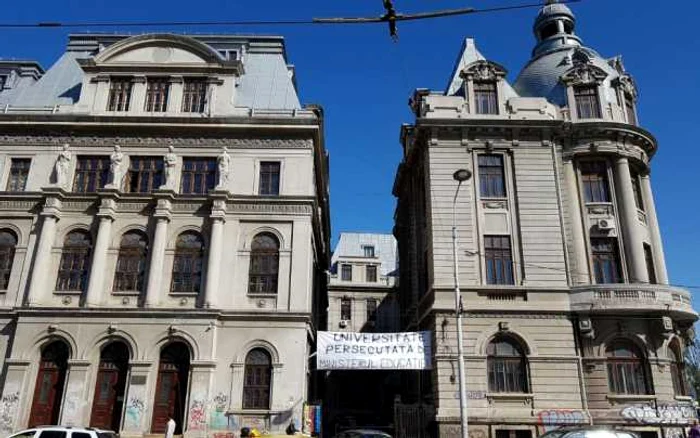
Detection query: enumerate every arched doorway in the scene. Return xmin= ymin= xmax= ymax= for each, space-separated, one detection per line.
xmin=151 ymin=342 xmax=190 ymax=434
xmin=28 ymin=340 xmax=69 ymax=427
xmin=90 ymin=341 xmax=129 ymax=431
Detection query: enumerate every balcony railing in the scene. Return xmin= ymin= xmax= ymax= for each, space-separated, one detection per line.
xmin=570 ymin=283 xmax=696 ymax=319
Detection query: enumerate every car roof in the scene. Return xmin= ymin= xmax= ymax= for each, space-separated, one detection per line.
xmin=341 ymin=430 xmax=391 ymax=436
xmin=15 ymin=427 xmax=113 ymax=433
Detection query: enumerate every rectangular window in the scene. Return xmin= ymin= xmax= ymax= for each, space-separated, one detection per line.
xmin=0 ymin=75 xmax=6 ymax=90
xmin=366 ymin=265 xmax=377 ymax=283
xmin=644 ymin=243 xmax=656 ymax=284
xmin=258 ymin=162 xmax=280 ymax=196
xmin=366 ymin=298 xmax=378 ymax=322
xmin=181 ymin=78 xmax=207 ymax=113
xmin=341 ymin=264 xmax=352 ymax=282
xmin=341 ymin=297 xmax=352 ymax=321
xmin=6 ymin=158 xmax=31 ymax=191
xmin=363 ymin=245 xmax=375 ymax=258
xmin=591 ymin=238 xmax=623 ymax=284
xmin=478 ymin=155 xmax=506 ymax=198
xmin=630 ymin=170 xmax=644 ymax=211
xmin=144 ymin=78 xmax=169 ymax=112
xmin=484 ymin=235 xmax=514 ymax=285
xmin=625 ymin=95 xmax=637 ymax=125
xmin=574 ymin=85 xmax=602 ymax=119
xmin=73 ymin=156 xmax=110 ymax=193
xmin=474 ymin=82 xmax=498 ymax=115
xmin=127 ymin=157 xmax=163 ymax=193
xmin=180 ymin=157 xmax=216 ymax=194
xmin=107 ymin=78 xmax=133 ymax=112
xmin=580 ymin=161 xmax=610 ymax=203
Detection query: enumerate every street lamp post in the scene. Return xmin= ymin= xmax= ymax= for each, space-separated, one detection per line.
xmin=452 ymin=168 xmax=472 ymax=438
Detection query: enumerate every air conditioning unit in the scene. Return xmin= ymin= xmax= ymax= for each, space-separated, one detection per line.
xmin=339 ymin=320 xmax=348 ymax=328
xmin=598 ymin=219 xmax=616 ymax=231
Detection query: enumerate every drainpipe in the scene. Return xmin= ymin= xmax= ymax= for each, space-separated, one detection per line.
xmin=573 ymin=316 xmax=593 ymax=425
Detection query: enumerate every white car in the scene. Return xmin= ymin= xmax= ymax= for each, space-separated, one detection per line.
xmin=7 ymin=426 xmax=117 ymax=438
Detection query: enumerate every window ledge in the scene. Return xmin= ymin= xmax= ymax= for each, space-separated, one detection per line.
xmin=486 ymin=392 xmax=534 ymax=400
xmin=247 ymin=293 xmax=278 ymax=298
xmin=53 ymin=290 xmax=83 ymax=296
xmin=111 ymin=291 xmax=142 ymax=296
xmin=674 ymin=395 xmax=693 ymax=402
xmin=606 ymin=394 xmax=656 ymax=403
xmin=169 ymin=292 xmax=200 ymax=297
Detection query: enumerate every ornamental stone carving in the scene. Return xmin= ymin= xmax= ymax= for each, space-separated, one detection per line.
xmin=560 ymin=63 xmax=608 ymax=86
xmin=162 ymin=145 xmax=177 ymax=190
xmin=106 ymin=145 xmax=125 ymax=189
xmin=53 ymin=144 xmax=72 ymax=188
xmin=461 ymin=60 xmax=507 ymax=82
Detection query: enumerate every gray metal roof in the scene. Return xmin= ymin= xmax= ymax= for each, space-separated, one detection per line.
xmin=445 ymin=38 xmax=518 ymax=99
xmin=331 ymin=233 xmax=398 ymax=277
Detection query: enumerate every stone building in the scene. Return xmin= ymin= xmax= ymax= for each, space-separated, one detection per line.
xmin=0 ymin=33 xmax=330 ymax=436
xmin=393 ymin=2 xmax=697 ymax=438
xmin=325 ymin=232 xmax=400 ymax=434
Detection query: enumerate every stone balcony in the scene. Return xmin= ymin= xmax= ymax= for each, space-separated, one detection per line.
xmin=570 ymin=283 xmax=697 ymax=321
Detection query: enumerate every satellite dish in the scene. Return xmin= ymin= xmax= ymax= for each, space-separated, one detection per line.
xmin=313 ymin=0 xmax=476 ymax=40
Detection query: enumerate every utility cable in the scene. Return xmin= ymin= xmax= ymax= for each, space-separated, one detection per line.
xmin=0 ymin=0 xmax=582 ymax=29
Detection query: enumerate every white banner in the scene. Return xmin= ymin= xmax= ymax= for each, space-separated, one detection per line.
xmin=317 ymin=331 xmax=431 ymax=370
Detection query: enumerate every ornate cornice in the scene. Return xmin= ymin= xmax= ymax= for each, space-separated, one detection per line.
xmin=0 ymin=134 xmax=313 ymax=149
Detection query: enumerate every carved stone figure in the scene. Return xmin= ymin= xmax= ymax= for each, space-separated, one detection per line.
xmin=216 ymin=146 xmax=231 ymax=189
xmin=162 ymin=145 xmax=177 ymax=190
xmin=54 ymin=143 xmax=72 ymax=188
xmin=107 ymin=145 xmax=125 ymax=189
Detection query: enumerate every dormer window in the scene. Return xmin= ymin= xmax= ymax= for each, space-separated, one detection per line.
xmin=574 ymin=85 xmax=601 ymax=119
xmin=182 ymin=78 xmax=207 ymax=113
xmin=145 ymin=78 xmax=169 ymax=112
xmin=363 ymin=245 xmax=375 ymax=258
xmin=107 ymin=78 xmax=133 ymax=112
xmin=474 ymin=82 xmax=498 ymax=115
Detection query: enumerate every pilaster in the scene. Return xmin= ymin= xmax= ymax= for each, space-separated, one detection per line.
xmin=204 ymin=191 xmax=227 ymax=308
xmin=563 ymin=158 xmax=590 ymax=284
xmin=60 ymin=359 xmax=92 ymax=426
xmin=641 ymin=174 xmax=669 ymax=284
xmin=130 ymin=76 xmax=147 ymax=115
xmin=123 ymin=360 xmax=154 ymax=434
xmin=0 ymin=359 xmax=31 ymax=434
xmin=27 ymin=188 xmax=64 ymax=305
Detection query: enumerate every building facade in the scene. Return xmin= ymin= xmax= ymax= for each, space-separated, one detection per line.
xmin=0 ymin=33 xmax=330 ymax=437
xmin=393 ymin=3 xmax=697 ymax=438
xmin=325 ymin=232 xmax=400 ymax=434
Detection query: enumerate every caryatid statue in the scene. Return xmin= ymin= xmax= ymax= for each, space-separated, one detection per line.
xmin=54 ymin=143 xmax=72 ymax=188
xmin=216 ymin=146 xmax=231 ymax=190
xmin=162 ymin=145 xmax=177 ymax=190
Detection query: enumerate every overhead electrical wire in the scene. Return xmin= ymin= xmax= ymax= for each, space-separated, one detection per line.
xmin=0 ymin=0 xmax=582 ymax=29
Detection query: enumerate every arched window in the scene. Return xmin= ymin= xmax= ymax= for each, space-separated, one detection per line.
xmin=248 ymin=233 xmax=279 ymax=295
xmin=487 ymin=336 xmax=528 ymax=393
xmin=113 ymin=231 xmax=148 ymax=292
xmin=171 ymin=231 xmax=204 ymax=293
xmin=606 ymin=340 xmax=650 ymax=395
xmin=0 ymin=230 xmax=18 ymax=290
xmin=56 ymin=230 xmax=92 ymax=292
xmin=90 ymin=341 xmax=129 ymax=430
xmin=669 ymin=343 xmax=686 ymax=396
xmin=152 ymin=342 xmax=190 ymax=434
xmin=243 ymin=348 xmax=272 ymax=410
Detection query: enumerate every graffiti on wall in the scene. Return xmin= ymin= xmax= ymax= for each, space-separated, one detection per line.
xmin=0 ymin=391 xmax=20 ymax=433
xmin=188 ymin=399 xmax=207 ymax=431
xmin=124 ymin=396 xmax=145 ymax=431
xmin=537 ymin=410 xmax=588 ymax=432
xmin=621 ymin=404 xmax=696 ymax=425
xmin=209 ymin=393 xmax=230 ymax=430
xmin=61 ymin=380 xmax=85 ymax=426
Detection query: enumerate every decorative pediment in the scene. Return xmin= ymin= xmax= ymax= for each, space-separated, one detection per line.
xmin=560 ymin=63 xmax=608 ymax=86
xmin=77 ymin=34 xmax=243 ymax=74
xmin=460 ymin=60 xmax=507 ymax=82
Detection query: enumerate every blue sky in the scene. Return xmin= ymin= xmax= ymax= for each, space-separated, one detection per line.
xmin=2 ymin=0 xmax=699 ymax=291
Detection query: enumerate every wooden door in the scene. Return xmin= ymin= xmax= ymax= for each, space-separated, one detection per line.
xmin=151 ymin=364 xmax=181 ymax=433
xmin=90 ymin=363 xmax=127 ymax=430
xmin=28 ymin=342 xmax=68 ymax=427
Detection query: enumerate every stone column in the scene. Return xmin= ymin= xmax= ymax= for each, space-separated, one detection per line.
xmin=641 ymin=174 xmax=669 ymax=284
xmin=60 ymin=359 xmax=91 ymax=426
xmin=145 ymin=192 xmax=173 ymax=307
xmin=27 ymin=190 xmax=63 ymax=305
xmin=204 ymin=193 xmax=227 ymax=308
xmin=563 ymin=158 xmax=590 ymax=284
xmin=86 ymin=190 xmax=119 ymax=307
xmin=614 ymin=157 xmax=648 ymax=283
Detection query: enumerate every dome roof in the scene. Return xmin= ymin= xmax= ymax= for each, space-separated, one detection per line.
xmin=535 ymin=2 xmax=575 ymax=28
xmin=514 ymin=47 xmax=619 ymax=107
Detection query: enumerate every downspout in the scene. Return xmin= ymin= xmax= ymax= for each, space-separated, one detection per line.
xmin=573 ymin=316 xmax=593 ymax=425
